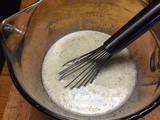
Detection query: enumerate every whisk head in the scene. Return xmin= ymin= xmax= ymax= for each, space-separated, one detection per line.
xmin=59 ymin=45 xmax=111 ymax=89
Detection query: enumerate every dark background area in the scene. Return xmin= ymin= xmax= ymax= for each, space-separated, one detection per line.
xmin=0 ymin=0 xmax=21 ymax=74
xmin=0 ymin=0 xmax=21 ymax=21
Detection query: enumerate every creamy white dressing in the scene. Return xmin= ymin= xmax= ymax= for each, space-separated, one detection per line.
xmin=42 ymin=30 xmax=137 ymax=115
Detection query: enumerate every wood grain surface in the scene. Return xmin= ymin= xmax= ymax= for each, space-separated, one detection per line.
xmin=0 ymin=0 xmax=159 ymax=120
xmin=0 ymin=63 xmax=12 ymax=120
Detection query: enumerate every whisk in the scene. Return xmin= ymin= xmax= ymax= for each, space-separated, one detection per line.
xmin=59 ymin=0 xmax=160 ymax=89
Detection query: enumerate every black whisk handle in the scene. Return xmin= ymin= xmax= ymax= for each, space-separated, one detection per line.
xmin=104 ymin=0 xmax=160 ymax=55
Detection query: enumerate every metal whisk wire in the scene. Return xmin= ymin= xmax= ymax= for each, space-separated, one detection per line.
xmin=59 ymin=46 xmax=111 ymax=89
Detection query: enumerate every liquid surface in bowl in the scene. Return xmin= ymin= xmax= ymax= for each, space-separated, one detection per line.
xmin=42 ymin=30 xmax=137 ymax=115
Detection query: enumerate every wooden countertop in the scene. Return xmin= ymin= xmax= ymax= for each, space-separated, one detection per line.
xmin=0 ymin=0 xmax=159 ymax=120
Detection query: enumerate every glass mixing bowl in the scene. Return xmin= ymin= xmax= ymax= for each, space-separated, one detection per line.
xmin=0 ymin=0 xmax=159 ymax=119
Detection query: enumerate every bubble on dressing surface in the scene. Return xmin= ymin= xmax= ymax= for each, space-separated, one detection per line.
xmin=42 ymin=30 xmax=137 ymax=115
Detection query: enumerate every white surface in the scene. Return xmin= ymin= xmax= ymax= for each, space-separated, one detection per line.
xmin=42 ymin=30 xmax=137 ymax=115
